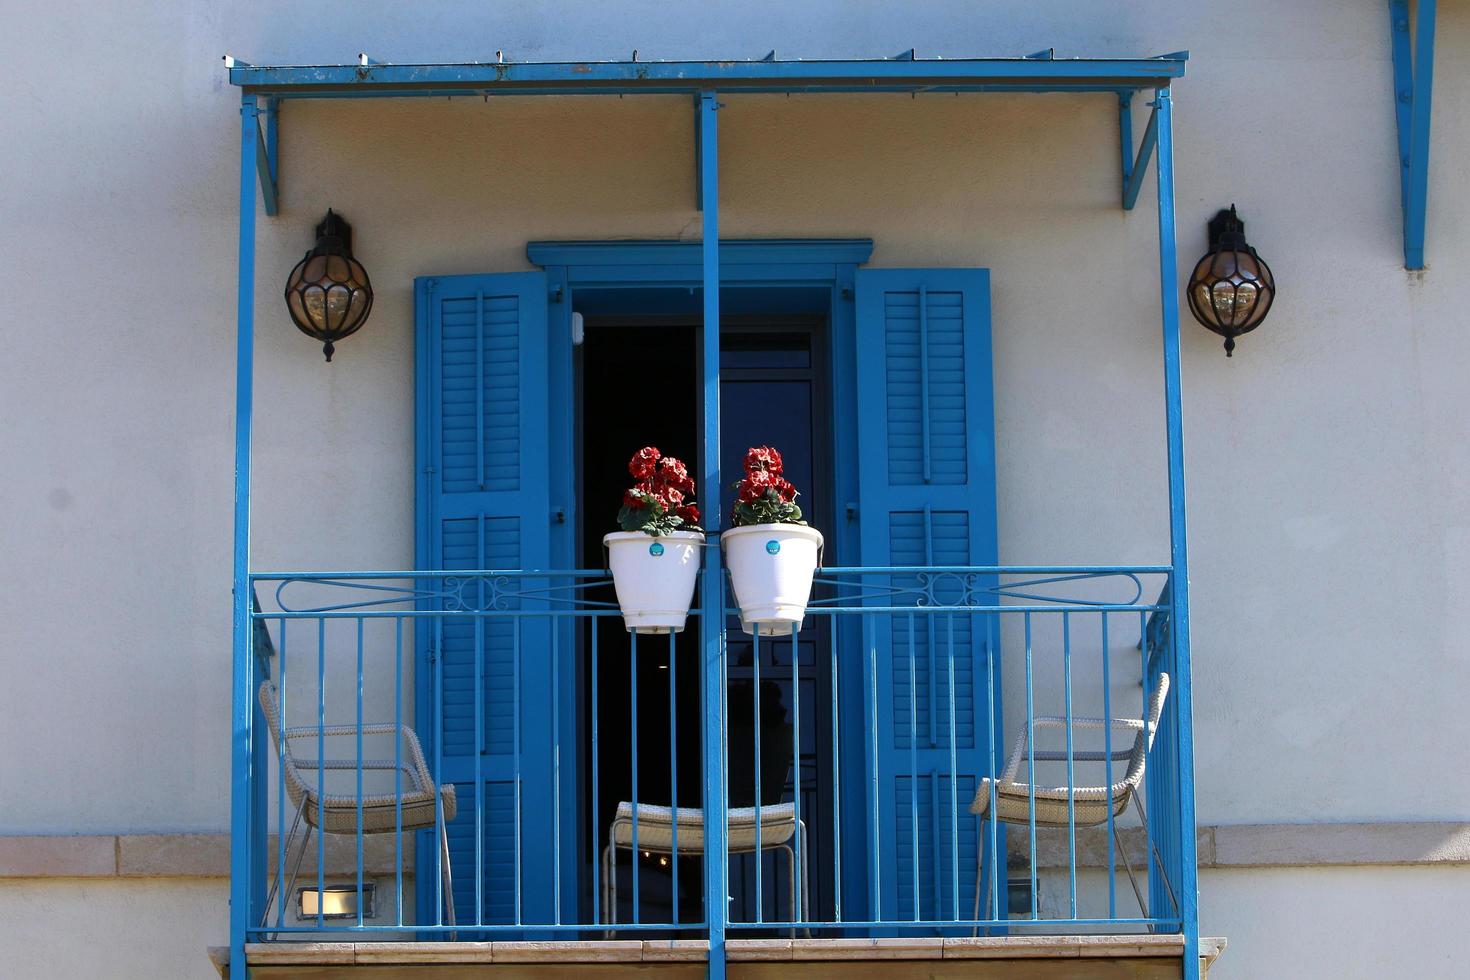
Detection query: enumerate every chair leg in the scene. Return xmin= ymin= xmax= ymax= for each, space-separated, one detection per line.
xmin=607 ymin=832 xmax=620 ymax=929
xmin=971 ymin=818 xmax=990 ymax=938
xmin=437 ymin=804 xmax=456 ymax=936
xmin=1131 ymin=794 xmax=1179 ymax=917
xmin=261 ymin=797 xmax=309 ymax=930
xmin=268 ymin=818 xmax=314 ymax=937
xmin=1113 ymin=820 xmax=1147 ymax=918
xmin=600 ymin=841 xmax=617 ymax=936
xmin=780 ymin=843 xmax=796 ymax=939
xmin=799 ymin=822 xmax=811 ymax=938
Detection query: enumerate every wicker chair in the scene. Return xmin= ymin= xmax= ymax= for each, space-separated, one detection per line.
xmin=257 ymin=680 xmax=457 ymax=928
xmin=601 ymin=802 xmax=807 ymax=929
xmin=969 ymin=673 xmax=1171 ymax=925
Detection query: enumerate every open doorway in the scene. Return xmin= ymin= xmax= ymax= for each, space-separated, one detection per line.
xmin=576 ymin=307 xmax=835 ymax=929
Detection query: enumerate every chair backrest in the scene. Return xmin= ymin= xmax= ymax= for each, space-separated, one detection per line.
xmin=1121 ymin=672 xmax=1170 ymax=791
xmin=257 ymin=680 xmax=285 ymax=748
xmin=256 ymin=680 xmax=311 ymax=807
xmin=1143 ymin=672 xmax=1170 ymax=752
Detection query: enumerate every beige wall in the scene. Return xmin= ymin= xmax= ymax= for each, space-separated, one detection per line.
xmin=3 ymin=0 xmax=1469 ymax=975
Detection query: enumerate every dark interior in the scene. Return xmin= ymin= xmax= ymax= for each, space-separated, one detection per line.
xmin=577 ymin=311 xmax=832 ymax=928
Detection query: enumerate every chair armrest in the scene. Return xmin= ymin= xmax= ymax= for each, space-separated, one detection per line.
xmin=283 ymin=723 xmax=403 ymax=739
xmin=1001 ymin=716 xmax=1144 ymax=778
xmin=282 ymin=724 xmax=439 ymax=793
xmin=292 ymin=759 xmax=420 ymax=774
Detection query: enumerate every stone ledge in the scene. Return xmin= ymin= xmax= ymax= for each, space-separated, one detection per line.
xmin=1211 ymin=821 xmax=1470 ymax=868
xmin=5 ymin=822 xmax=1469 ymax=879
xmin=0 ymin=832 xmax=412 ymax=878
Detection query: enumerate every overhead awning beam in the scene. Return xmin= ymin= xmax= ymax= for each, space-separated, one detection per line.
xmin=226 ymin=53 xmax=1187 ymax=99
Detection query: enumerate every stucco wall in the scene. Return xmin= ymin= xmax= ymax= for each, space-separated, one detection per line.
xmin=2 ymin=0 xmax=1468 ymax=974
xmin=2 ymin=867 xmax=1466 ymax=979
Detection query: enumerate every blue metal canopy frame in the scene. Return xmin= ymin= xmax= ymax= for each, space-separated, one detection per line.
xmin=1388 ymin=0 xmax=1436 ymax=270
xmin=226 ymin=51 xmax=1197 ymax=980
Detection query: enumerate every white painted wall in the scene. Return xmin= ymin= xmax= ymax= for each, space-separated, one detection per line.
xmin=2 ymin=868 xmax=1466 ymax=980
xmin=2 ymin=0 xmax=1468 ymax=974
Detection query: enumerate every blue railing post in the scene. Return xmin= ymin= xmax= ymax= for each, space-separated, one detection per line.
xmin=697 ymin=89 xmax=728 ymax=980
xmin=229 ymin=91 xmax=260 ymax=978
xmin=1153 ymin=86 xmax=1201 ymax=979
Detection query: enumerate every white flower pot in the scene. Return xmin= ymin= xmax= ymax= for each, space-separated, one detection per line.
xmin=603 ymin=530 xmax=703 ymax=634
xmin=721 ymin=523 xmax=824 ymax=636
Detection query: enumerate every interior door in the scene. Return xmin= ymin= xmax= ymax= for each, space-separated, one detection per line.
xmin=718 ymin=321 xmax=836 ymax=925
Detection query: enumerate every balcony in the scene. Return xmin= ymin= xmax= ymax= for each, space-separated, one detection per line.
xmin=221 ymin=565 xmax=1211 ymax=977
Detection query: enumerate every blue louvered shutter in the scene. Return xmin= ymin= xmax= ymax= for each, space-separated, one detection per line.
xmin=853 ymin=269 xmax=999 ymax=925
xmin=415 ymin=272 xmax=561 ymax=930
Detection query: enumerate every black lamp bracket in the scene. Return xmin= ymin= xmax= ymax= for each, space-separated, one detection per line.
xmin=1207 ymin=205 xmax=1247 ymax=251
xmin=311 ymin=209 xmax=353 ymax=255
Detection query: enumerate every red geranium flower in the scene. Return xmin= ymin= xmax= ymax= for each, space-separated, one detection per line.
xmin=629 ymin=446 xmax=661 ymax=479
xmin=618 ymin=447 xmax=700 ymax=534
xmin=737 ymin=468 xmax=776 ymax=503
xmin=744 ymin=445 xmax=783 ymax=476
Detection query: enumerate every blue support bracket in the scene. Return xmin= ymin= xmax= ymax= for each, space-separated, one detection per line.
xmin=693 ymin=94 xmax=704 ymax=212
xmin=1389 ymin=0 xmax=1436 ymax=269
xmin=1121 ymin=98 xmax=1159 ymax=211
xmin=255 ymin=98 xmax=280 ymax=217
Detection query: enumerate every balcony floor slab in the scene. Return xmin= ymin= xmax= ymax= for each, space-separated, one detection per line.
xmin=210 ymin=935 xmax=1224 ymax=979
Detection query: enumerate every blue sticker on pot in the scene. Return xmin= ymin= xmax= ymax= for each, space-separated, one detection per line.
xmin=649 ymin=542 xmax=665 ymax=557
xmin=765 ymin=539 xmax=781 ymax=555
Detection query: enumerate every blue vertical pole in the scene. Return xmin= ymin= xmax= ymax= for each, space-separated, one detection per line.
xmin=229 ymin=92 xmax=259 ymax=979
xmin=697 ymin=90 xmax=727 ymax=980
xmin=1406 ymin=0 xmax=1436 ymax=269
xmin=1153 ymin=86 xmax=1200 ymax=980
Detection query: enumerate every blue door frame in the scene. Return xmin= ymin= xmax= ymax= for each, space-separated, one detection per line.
xmin=528 ymin=238 xmax=880 ymax=925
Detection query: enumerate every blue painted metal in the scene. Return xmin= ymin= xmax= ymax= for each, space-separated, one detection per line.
xmin=693 ymin=95 xmax=704 ymax=212
xmin=753 ymin=632 xmax=763 ymax=920
xmin=256 ymin=98 xmax=279 ymax=217
xmin=527 ymin=238 xmax=874 ymax=274
xmin=630 ymin=630 xmax=640 ymax=925
xmin=228 ymin=54 xmax=1186 ymax=99
xmin=851 ymin=268 xmax=998 ymax=927
xmin=697 ymin=89 xmax=728 ymax=980
xmin=1153 ymin=87 xmax=1201 ymax=980
xmin=1118 ymin=94 xmax=1134 ymax=192
xmin=247 ymin=567 xmax=1175 ymax=943
xmin=1389 ymin=0 xmax=1436 ymax=269
xmin=1121 ymin=104 xmax=1159 ymax=211
xmin=227 ymin=46 xmax=1202 ymax=964
xmin=229 ymin=91 xmax=259 ymax=980
xmin=412 ymin=271 xmax=568 ymax=932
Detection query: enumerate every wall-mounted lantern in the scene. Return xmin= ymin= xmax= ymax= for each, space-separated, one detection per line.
xmin=1186 ymin=205 xmax=1275 ymax=357
xmin=284 ymin=210 xmax=374 ymax=361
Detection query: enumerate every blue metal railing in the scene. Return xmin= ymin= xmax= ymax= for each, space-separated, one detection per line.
xmin=238 ymin=565 xmax=1190 ymax=944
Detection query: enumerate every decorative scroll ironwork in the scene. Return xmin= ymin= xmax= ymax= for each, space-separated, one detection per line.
xmin=261 ymin=571 xmax=618 ymax=616
xmin=806 ymin=567 xmax=1152 ymax=611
